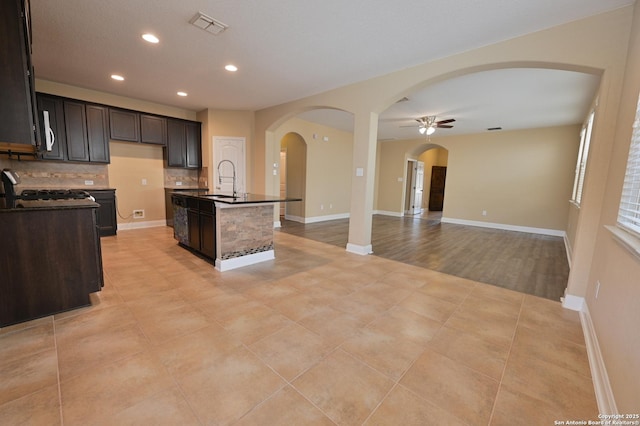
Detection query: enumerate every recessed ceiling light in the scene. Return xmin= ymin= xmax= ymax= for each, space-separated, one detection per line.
xmin=177 ymin=91 xmax=188 ymax=97
xmin=142 ymin=33 xmax=159 ymax=43
xmin=225 ymin=64 xmax=238 ymax=72
xmin=111 ymin=74 xmax=124 ymax=81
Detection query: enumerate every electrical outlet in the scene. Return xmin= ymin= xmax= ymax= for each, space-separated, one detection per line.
xmin=133 ymin=209 xmax=145 ymax=219
xmin=84 ymin=180 xmax=94 ymax=186
xmin=320 ymin=204 xmax=324 ymax=210
xmin=176 ymin=181 xmax=182 ymax=186
xmin=482 ymin=210 xmax=487 ymax=216
xmin=141 ymin=178 xmax=147 ymax=186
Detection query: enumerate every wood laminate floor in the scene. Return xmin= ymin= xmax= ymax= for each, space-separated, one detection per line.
xmin=278 ymin=214 xmax=569 ymax=301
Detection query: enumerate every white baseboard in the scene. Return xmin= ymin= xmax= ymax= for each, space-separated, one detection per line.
xmin=441 ymin=217 xmax=566 ymax=237
xmin=564 ymin=234 xmax=573 ymax=269
xmin=305 ymin=213 xmax=350 ymax=223
xmin=580 ymin=303 xmax=618 ymax=415
xmin=374 ymin=210 xmax=404 ymax=217
xmin=215 ymin=250 xmax=275 ymax=271
xmin=284 ymin=214 xmax=305 ymax=223
xmin=118 ymin=220 xmax=166 ymax=230
xmin=284 ymin=213 xmax=350 ymax=224
xmin=346 ymin=243 xmax=373 ymax=255
xmin=561 ymin=293 xmax=584 ymax=311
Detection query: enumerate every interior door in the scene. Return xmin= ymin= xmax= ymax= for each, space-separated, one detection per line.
xmin=412 ymin=161 xmax=424 ymax=214
xmin=214 ymin=137 xmax=246 ymax=195
xmin=429 ymin=166 xmax=447 ymax=211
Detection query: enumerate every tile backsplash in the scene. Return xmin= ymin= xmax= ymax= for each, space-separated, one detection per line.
xmin=164 ymin=166 xmax=208 ymax=188
xmin=0 ymin=158 xmax=108 ymax=190
xmin=1 ymin=157 xmax=208 ymax=193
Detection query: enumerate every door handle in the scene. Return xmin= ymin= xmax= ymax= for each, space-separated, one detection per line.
xmin=43 ymin=111 xmax=55 ymax=151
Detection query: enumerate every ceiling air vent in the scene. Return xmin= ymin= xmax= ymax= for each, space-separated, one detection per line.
xmin=190 ymin=12 xmax=228 ymax=35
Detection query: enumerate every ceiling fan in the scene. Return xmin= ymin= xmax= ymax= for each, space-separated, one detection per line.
xmin=403 ymin=116 xmax=455 ymax=135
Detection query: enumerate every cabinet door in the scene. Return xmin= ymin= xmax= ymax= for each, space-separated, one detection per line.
xmin=140 ymin=114 xmax=166 ymax=145
xmin=200 ymin=212 xmax=215 ymax=259
xmin=86 ymin=104 xmax=110 ymax=163
xmin=187 ymin=209 xmax=200 ymax=250
xmin=64 ymin=100 xmax=89 ymax=162
xmin=0 ymin=0 xmax=37 ymax=146
xmin=109 ymin=108 xmax=139 ymax=142
xmin=90 ymin=190 xmax=117 ymax=236
xmin=185 ymin=121 xmax=201 ymax=169
xmin=36 ymin=94 xmax=66 ymax=160
xmin=166 ymin=119 xmax=186 ymax=167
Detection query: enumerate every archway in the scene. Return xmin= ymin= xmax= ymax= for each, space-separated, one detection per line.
xmin=279 ymin=132 xmax=307 ymax=222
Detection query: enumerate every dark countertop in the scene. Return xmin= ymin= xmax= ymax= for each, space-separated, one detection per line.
xmin=1 ymin=199 xmax=99 ymax=211
xmin=170 ymin=191 xmax=302 ymax=205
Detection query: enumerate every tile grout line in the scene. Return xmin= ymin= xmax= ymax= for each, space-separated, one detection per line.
xmin=52 ymin=316 xmax=64 ymax=425
xmin=486 ymin=296 xmax=525 ymax=425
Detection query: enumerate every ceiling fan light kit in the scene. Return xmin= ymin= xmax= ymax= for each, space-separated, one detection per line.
xmin=416 ymin=116 xmax=454 ymax=136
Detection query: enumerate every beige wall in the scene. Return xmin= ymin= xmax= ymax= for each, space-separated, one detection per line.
xmin=107 ymin=142 xmax=165 ymax=225
xmin=275 ymin=117 xmax=353 ymax=220
xmin=281 ymin=132 xmax=306 ymax=218
xmin=198 ymin=109 xmax=255 ymax=192
xmin=583 ymin=2 xmax=640 ymax=412
xmin=375 ymin=126 xmax=579 ymax=231
xmin=443 ymin=126 xmax=579 ymax=230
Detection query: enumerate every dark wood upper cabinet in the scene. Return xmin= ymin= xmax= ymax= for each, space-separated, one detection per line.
xmin=109 ymin=108 xmax=139 ymax=142
xmin=86 ymin=104 xmax=110 ymax=163
xmin=36 ymin=93 xmax=67 ymax=161
xmin=167 ymin=119 xmax=187 ymax=167
xmin=0 ymin=0 xmax=38 ymax=147
xmin=64 ymin=100 xmax=90 ymax=162
xmin=166 ymin=118 xmax=201 ymax=169
xmin=185 ymin=121 xmax=202 ymax=169
xmin=140 ymin=114 xmax=167 ymax=145
xmin=109 ymin=108 xmax=167 ymax=146
xmin=64 ymin=101 xmax=109 ymax=163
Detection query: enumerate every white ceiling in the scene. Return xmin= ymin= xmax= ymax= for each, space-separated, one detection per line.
xmin=299 ymin=68 xmax=601 ymax=139
xmin=30 ymin=0 xmax=629 ymax=139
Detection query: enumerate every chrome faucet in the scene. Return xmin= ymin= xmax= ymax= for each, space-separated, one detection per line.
xmin=217 ymin=160 xmax=237 ymax=197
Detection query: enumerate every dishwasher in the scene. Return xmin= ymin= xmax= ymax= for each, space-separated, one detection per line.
xmin=171 ymin=194 xmax=189 ymax=245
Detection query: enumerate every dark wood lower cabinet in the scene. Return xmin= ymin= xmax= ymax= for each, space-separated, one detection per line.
xmin=0 ymin=205 xmax=104 ymax=327
xmin=87 ymin=189 xmax=117 ymax=236
xmin=181 ymin=196 xmax=216 ymax=259
xmin=200 ymin=211 xmax=215 ymax=258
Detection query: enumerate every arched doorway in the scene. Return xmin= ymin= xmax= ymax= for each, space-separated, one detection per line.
xmin=280 ymin=132 xmax=307 ymax=222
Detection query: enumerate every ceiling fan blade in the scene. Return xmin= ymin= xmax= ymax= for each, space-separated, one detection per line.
xmin=436 ymin=124 xmax=453 ymax=128
xmin=436 ymin=118 xmax=455 ymax=125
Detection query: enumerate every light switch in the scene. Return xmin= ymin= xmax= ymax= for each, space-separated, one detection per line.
xmin=356 ymin=168 xmax=364 ymax=177
xmin=273 ymin=169 xmax=278 ymax=175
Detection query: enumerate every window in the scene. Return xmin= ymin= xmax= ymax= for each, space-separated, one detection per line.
xmin=617 ymin=95 xmax=640 ymax=238
xmin=571 ymin=111 xmax=595 ymax=205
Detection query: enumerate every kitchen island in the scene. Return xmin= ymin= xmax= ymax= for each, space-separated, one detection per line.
xmin=0 ymin=201 xmax=103 ymax=326
xmin=171 ymin=192 xmax=301 ymax=271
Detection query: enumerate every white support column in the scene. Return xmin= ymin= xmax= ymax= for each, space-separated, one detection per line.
xmin=346 ymin=111 xmax=379 ymax=255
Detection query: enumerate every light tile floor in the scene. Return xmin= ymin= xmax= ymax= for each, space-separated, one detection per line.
xmin=0 ymin=227 xmax=599 ymax=425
